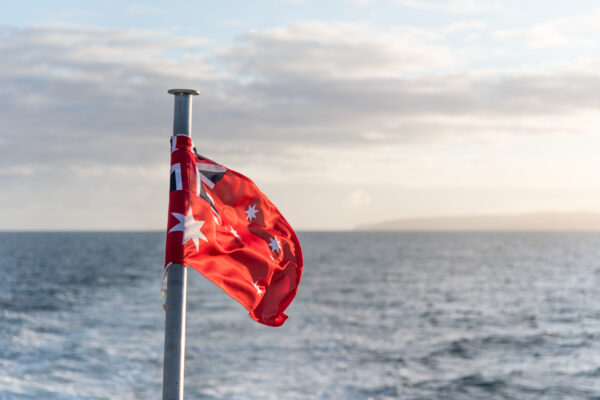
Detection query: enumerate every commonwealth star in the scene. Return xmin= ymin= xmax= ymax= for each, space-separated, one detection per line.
xmin=169 ymin=206 xmax=208 ymax=251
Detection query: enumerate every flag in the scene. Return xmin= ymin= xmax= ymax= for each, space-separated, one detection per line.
xmin=165 ymin=135 xmax=303 ymax=326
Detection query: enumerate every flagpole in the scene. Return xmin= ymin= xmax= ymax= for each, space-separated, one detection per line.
xmin=163 ymin=88 xmax=199 ymax=400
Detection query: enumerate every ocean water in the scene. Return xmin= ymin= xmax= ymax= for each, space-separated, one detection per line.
xmin=2 ymin=232 xmax=600 ymax=399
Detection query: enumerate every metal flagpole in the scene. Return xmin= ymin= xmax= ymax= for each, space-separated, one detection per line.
xmin=163 ymin=88 xmax=199 ymax=400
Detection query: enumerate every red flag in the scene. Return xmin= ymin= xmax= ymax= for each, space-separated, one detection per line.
xmin=165 ymin=135 xmax=303 ymax=326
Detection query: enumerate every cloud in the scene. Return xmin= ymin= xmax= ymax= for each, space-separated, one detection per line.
xmin=220 ymin=22 xmax=453 ymax=79
xmin=1 ymin=22 xmax=599 ymax=176
xmin=493 ymin=10 xmax=600 ymax=48
xmin=126 ymin=5 xmax=162 ymax=16
xmin=442 ymin=20 xmax=487 ymax=34
xmin=494 ymin=24 xmax=571 ymax=48
xmin=0 ymin=26 xmax=213 ymax=168
xmin=0 ymin=165 xmax=35 ymax=176
xmin=344 ymin=189 xmax=373 ymax=208
xmin=393 ymin=0 xmax=502 ymax=14
xmin=2 ymin=22 xmax=600 ymax=229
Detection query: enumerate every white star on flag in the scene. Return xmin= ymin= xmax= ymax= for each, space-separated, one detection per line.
xmin=253 ymin=281 xmax=263 ymax=296
xmin=230 ymin=226 xmax=241 ymax=239
xmin=246 ymin=204 xmax=259 ymax=221
xmin=169 ymin=206 xmax=208 ymax=251
xmin=267 ymin=236 xmax=280 ymax=254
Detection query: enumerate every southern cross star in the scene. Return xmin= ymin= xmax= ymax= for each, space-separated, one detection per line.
xmin=252 ymin=281 xmax=263 ymax=296
xmin=267 ymin=236 xmax=280 ymax=254
xmin=245 ymin=204 xmax=259 ymax=222
xmin=230 ymin=226 xmax=241 ymax=239
xmin=169 ymin=206 xmax=207 ymax=251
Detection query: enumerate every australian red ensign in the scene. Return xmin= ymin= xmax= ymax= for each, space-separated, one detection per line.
xmin=165 ymin=135 xmax=303 ymax=326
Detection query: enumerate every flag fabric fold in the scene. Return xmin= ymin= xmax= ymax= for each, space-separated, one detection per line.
xmin=165 ymin=135 xmax=303 ymax=326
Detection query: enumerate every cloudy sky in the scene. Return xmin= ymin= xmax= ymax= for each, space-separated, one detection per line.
xmin=2 ymin=0 xmax=600 ymax=230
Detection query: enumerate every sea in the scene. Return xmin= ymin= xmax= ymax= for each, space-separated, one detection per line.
xmin=2 ymin=232 xmax=600 ymax=400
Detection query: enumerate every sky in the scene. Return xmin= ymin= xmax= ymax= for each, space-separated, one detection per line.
xmin=2 ymin=0 xmax=600 ymax=230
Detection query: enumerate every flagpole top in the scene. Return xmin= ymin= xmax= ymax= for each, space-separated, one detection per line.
xmin=168 ymin=89 xmax=200 ymax=96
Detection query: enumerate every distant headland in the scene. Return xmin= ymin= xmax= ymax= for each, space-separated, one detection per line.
xmin=357 ymin=212 xmax=600 ymax=231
